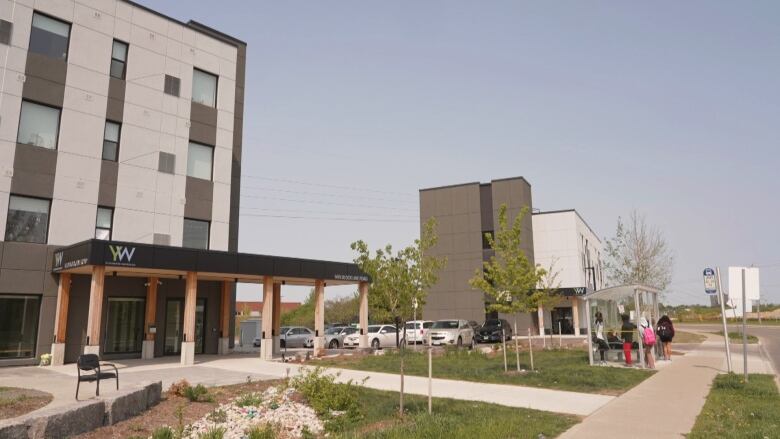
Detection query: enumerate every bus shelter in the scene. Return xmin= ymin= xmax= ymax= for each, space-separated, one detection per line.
xmin=584 ymin=284 xmax=662 ymax=369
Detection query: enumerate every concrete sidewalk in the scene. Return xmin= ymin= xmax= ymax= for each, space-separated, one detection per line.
xmin=560 ymin=332 xmax=774 ymax=438
xmin=0 ymin=352 xmax=613 ymax=417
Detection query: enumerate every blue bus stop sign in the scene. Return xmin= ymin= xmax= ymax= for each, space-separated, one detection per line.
xmin=703 ymin=268 xmax=717 ymax=295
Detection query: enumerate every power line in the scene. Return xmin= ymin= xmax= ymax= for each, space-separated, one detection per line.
xmin=239 ymin=213 xmax=417 ymax=223
xmin=242 ymin=174 xmax=416 ymax=198
xmin=240 ymin=193 xmax=419 ymax=211
xmin=240 ymin=206 xmax=418 ymax=218
xmin=240 ymin=184 xmax=418 ymax=205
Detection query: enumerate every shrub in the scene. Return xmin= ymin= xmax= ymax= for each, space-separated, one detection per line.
xmin=235 ymin=392 xmax=264 ymax=407
xmin=183 ymin=384 xmax=214 ymax=403
xmin=169 ymin=379 xmax=191 ymax=397
xmin=245 ymin=423 xmax=278 ymax=439
xmin=206 ymin=408 xmax=227 ymax=423
xmin=289 ymin=367 xmax=363 ymax=432
xmin=199 ymin=426 xmax=226 ymax=439
xmin=151 ymin=426 xmax=174 ymax=439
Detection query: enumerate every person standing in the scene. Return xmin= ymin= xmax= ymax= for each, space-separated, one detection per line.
xmin=594 ymin=312 xmax=608 ymax=365
xmin=656 ymin=315 xmax=675 ymax=361
xmin=640 ymin=317 xmax=656 ymax=369
xmin=620 ymin=314 xmax=636 ymax=366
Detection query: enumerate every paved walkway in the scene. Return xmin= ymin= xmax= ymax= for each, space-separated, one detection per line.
xmin=561 ymin=331 xmax=774 ymax=438
xmin=0 ymin=352 xmax=612 ymax=417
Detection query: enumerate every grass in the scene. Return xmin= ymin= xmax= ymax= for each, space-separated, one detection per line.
xmin=318 ymin=348 xmax=653 ymax=395
xmin=689 ymin=374 xmax=780 ymax=438
xmin=713 ymin=330 xmax=758 ymax=344
xmin=673 ymin=331 xmax=707 ymax=343
xmin=334 ymin=387 xmax=578 ymax=439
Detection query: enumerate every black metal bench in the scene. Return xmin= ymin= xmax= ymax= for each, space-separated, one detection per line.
xmin=75 ymin=354 xmax=118 ymax=399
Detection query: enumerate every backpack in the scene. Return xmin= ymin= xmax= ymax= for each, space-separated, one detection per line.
xmin=657 ymin=323 xmax=671 ymax=338
xmin=643 ymin=327 xmax=656 ymax=346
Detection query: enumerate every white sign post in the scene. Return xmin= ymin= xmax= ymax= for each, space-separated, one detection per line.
xmin=711 ymin=268 xmax=732 ymax=373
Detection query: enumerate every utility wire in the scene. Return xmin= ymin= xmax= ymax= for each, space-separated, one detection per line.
xmin=242 ymin=174 xmax=416 ymax=198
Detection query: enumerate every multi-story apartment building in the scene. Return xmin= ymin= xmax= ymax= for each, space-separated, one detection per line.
xmin=0 ymin=0 xmax=370 ymax=367
xmin=419 ymin=177 xmax=535 ymax=326
xmin=532 ymin=209 xmax=603 ymax=335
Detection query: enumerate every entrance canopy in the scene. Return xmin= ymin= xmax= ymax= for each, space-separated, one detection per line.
xmin=52 ymin=239 xmax=369 ymax=286
xmin=584 ymin=284 xmax=662 ymax=368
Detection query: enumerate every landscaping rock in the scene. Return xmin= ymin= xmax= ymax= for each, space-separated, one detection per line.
xmin=103 ymin=386 xmax=149 ymax=425
xmin=26 ymin=400 xmax=105 ymax=439
xmin=144 ymin=381 xmax=162 ymax=408
xmin=479 ymin=346 xmax=493 ymax=354
xmin=0 ymin=420 xmax=28 ymax=439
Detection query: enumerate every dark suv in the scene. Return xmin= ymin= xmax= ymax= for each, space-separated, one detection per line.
xmin=475 ymin=319 xmax=513 ymax=343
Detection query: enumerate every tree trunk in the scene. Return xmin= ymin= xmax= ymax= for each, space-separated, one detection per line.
xmin=515 ymin=313 xmax=520 ymax=372
xmin=502 ymin=328 xmax=508 ymax=372
xmin=399 ymin=339 xmax=405 ymax=417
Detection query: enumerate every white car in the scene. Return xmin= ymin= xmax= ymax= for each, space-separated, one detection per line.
xmin=426 ymin=319 xmax=475 ymax=348
xmin=404 ymin=320 xmax=433 ymax=344
xmin=343 ymin=324 xmax=399 ymax=349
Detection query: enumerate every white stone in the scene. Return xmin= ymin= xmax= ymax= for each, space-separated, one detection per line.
xmin=180 ymin=341 xmax=195 ymax=365
xmin=141 ymin=340 xmax=155 ymax=360
xmin=84 ymin=345 xmax=100 ymax=356
xmin=51 ymin=343 xmax=66 ymax=366
xmin=259 ymin=338 xmax=273 ymax=360
xmin=218 ymin=337 xmax=230 ymax=355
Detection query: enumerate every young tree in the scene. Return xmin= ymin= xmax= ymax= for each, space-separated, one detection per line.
xmin=350 ymin=217 xmax=446 ymax=416
xmin=603 ymin=210 xmax=674 ymax=290
xmin=469 ymin=204 xmax=551 ymax=370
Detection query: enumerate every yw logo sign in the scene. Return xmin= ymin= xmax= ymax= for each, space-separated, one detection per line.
xmin=109 ymin=245 xmax=136 ymax=263
xmin=54 ymin=252 xmax=63 ymax=267
xmin=574 ymin=287 xmax=586 ymax=296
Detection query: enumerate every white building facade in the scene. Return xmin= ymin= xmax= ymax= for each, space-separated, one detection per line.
xmin=532 ymin=210 xmax=604 ymax=335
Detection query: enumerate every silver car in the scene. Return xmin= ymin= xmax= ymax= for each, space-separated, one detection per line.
xmin=324 ymin=326 xmax=359 ymax=349
xmin=426 ymin=319 xmax=475 ymax=348
xmin=280 ymin=326 xmax=314 ymax=348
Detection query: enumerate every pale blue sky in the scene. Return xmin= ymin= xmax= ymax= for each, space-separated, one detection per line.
xmin=143 ymin=1 xmax=780 ymax=305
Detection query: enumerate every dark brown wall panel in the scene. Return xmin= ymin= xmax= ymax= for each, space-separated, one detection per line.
xmin=98 ymin=160 xmax=118 ymax=206
xmin=11 ymin=144 xmax=57 ymax=198
xmin=184 ymin=176 xmax=213 ymax=220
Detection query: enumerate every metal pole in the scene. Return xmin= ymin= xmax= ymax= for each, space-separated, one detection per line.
xmin=528 ymin=327 xmax=534 ymax=371
xmin=558 ymin=321 xmax=562 ymax=348
xmin=586 ymin=298 xmax=594 ymax=366
xmin=742 ymin=268 xmax=748 ymax=382
xmin=634 ymin=289 xmax=645 ymax=369
xmin=501 ymin=328 xmax=508 ymax=372
xmin=717 ymin=267 xmax=732 ymax=372
xmin=427 ymin=332 xmax=432 ymax=414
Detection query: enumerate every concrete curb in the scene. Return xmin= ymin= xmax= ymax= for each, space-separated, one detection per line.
xmin=0 ymin=381 xmax=162 ymax=439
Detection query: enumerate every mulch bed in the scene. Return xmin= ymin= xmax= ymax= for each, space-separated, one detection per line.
xmin=0 ymin=387 xmax=53 ymax=420
xmin=75 ymin=379 xmax=278 ymax=439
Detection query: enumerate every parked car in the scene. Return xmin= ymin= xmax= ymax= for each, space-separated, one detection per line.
xmin=253 ymin=337 xmax=262 ymax=347
xmin=343 ymin=324 xmax=398 ymax=349
xmin=404 ymin=320 xmax=433 ymax=344
xmin=279 ymin=326 xmax=314 ymax=348
xmin=426 ymin=319 xmax=475 ymax=348
xmin=475 ymin=318 xmax=513 ymax=343
xmin=324 ymin=326 xmax=359 ymax=349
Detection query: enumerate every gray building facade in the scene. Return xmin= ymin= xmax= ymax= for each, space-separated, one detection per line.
xmin=419 ymin=177 xmax=535 ymax=325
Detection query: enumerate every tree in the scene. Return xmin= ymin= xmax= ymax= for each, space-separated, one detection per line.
xmin=326 ymin=293 xmax=360 ymax=324
xmin=350 ymin=217 xmax=447 ymax=416
xmin=603 ymin=210 xmax=673 ymax=290
xmin=469 ymin=204 xmax=551 ymax=369
xmin=281 ymin=289 xmax=315 ymax=328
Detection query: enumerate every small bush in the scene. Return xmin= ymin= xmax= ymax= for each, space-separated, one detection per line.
xmin=183 ymin=384 xmax=214 ymax=403
xmin=199 ymin=426 xmax=226 ymax=439
xmin=151 ymin=426 xmax=174 ymax=439
xmin=235 ymin=392 xmax=264 ymax=407
xmin=168 ymin=379 xmax=191 ymax=397
xmin=245 ymin=423 xmax=278 ymax=439
xmin=289 ymin=367 xmax=363 ymax=432
xmin=206 ymin=408 xmax=227 ymax=423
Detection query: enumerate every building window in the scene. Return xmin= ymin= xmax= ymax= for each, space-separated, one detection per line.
xmin=0 ymin=20 xmax=12 ymax=45
xmin=183 ymin=218 xmax=210 ymax=249
xmin=482 ymin=230 xmax=494 ymax=250
xmin=158 ymin=152 xmax=175 ymax=174
xmin=164 ymin=75 xmax=180 ymax=97
xmin=29 ymin=12 xmax=70 ymax=61
xmin=102 ymin=121 xmax=121 ymax=161
xmin=17 ymin=101 xmax=61 ymax=149
xmin=192 ymin=68 xmax=217 ymax=107
xmin=0 ymin=295 xmax=41 ymax=359
xmin=4 ymin=195 xmax=51 ymax=244
xmin=95 ymin=206 xmax=113 ymax=240
xmin=186 ymin=142 xmax=213 ymax=180
xmin=104 ymin=298 xmax=145 ymax=353
xmin=110 ymin=40 xmax=128 ymax=79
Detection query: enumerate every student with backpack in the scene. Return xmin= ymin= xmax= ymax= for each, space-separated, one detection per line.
xmin=656 ymin=315 xmax=675 ymax=361
xmin=640 ymin=317 xmax=656 ymax=369
xmin=620 ymin=314 xmax=636 ymax=366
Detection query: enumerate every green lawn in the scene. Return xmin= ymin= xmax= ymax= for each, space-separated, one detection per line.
xmin=334 ymin=387 xmax=578 ymax=439
xmin=712 ymin=330 xmax=758 ymax=344
xmin=319 ymin=348 xmax=652 ymax=395
xmin=673 ymin=331 xmax=707 ymax=343
xmin=689 ymin=374 xmax=780 ymax=438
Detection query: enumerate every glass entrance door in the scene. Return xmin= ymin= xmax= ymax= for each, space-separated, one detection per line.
xmin=164 ymin=299 xmax=206 ymax=355
xmin=104 ymin=297 xmax=145 ymax=353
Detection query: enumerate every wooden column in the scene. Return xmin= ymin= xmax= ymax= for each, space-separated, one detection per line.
xmin=85 ymin=266 xmax=106 ymax=352
xmin=572 ymin=297 xmax=581 ymax=336
xmin=219 ymin=281 xmax=232 ymax=338
xmin=183 ymin=272 xmax=197 ymax=343
xmin=272 ymin=283 xmax=282 ymax=354
xmin=358 ymin=281 xmax=369 ymax=348
xmin=314 ymin=280 xmax=325 ymax=354
xmin=53 ymin=273 xmax=71 ymax=343
xmin=145 ymin=277 xmax=159 ymax=340
xmin=260 ymin=276 xmax=274 ymax=359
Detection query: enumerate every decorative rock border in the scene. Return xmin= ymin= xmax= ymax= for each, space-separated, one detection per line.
xmin=0 ymin=381 xmax=162 ymax=439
